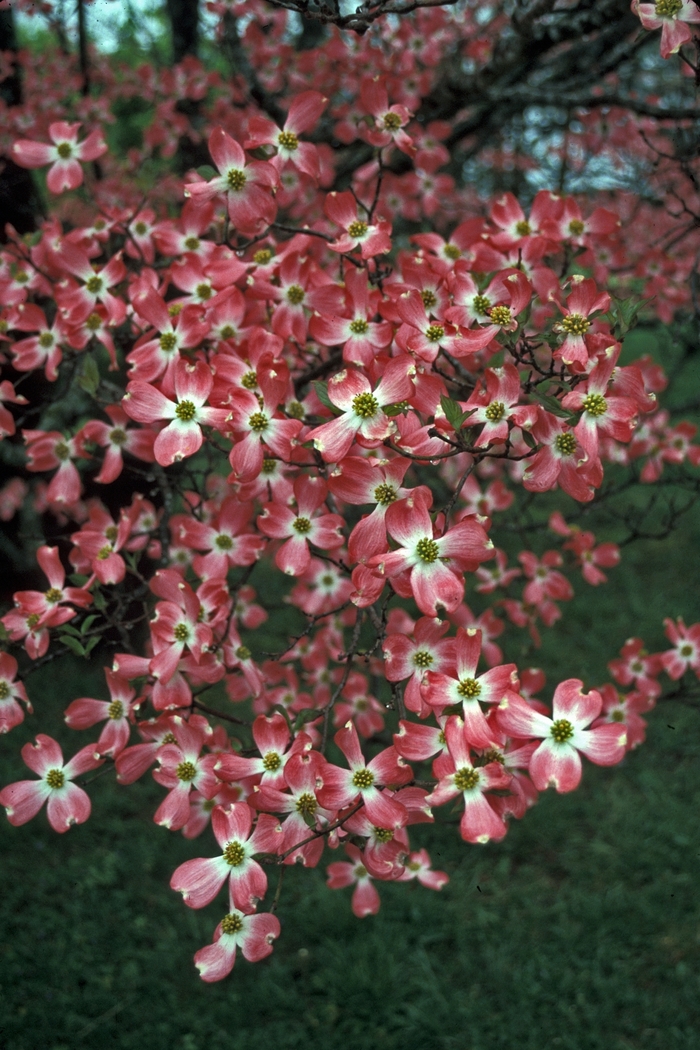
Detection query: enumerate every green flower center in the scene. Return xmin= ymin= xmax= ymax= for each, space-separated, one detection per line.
xmin=373 ymin=826 xmax=394 ymax=843
xmin=56 ymin=142 xmax=72 ymax=159
xmin=444 ymin=244 xmax=461 ymax=260
xmin=278 ymin=130 xmax=299 ymax=151
xmin=551 ymin=718 xmax=575 ymax=744
xmin=412 ymin=649 xmax=433 ymax=668
xmin=109 ymin=428 xmax=127 ymax=445
xmin=176 ymin=760 xmax=197 ymax=782
xmin=39 ymin=332 xmax=54 ymax=348
xmin=555 ymin=432 xmax=577 ymax=456
xmin=582 ymin=393 xmax=607 ymax=417
xmin=485 ymin=401 xmax=506 ymax=422
xmin=86 ymin=312 xmax=102 ymax=331
xmin=54 ymin=442 xmax=70 ymax=461
xmin=227 ymin=169 xmax=247 ymax=191
xmin=286 ymin=284 xmax=305 ymax=305
xmin=490 ymin=305 xmax=512 ymax=327
xmin=134 ymin=222 xmax=148 ymax=235
xmin=421 ymin=289 xmax=437 ymax=309
xmin=241 ymin=370 xmax=258 ymax=390
xmin=0 ymin=681 xmax=9 ymax=700
xmin=195 ymin=282 xmax=212 ymax=300
xmin=457 ymin=677 xmax=481 ymax=700
xmin=287 ymin=400 xmax=305 ymax=420
xmin=160 ymin=332 xmax=177 ymax=352
xmin=473 ymin=294 xmax=492 ymax=315
xmin=248 ymin=411 xmax=269 ymax=433
xmin=352 ymin=392 xmax=379 ymax=418
xmin=105 ymin=525 xmax=118 ymax=542
xmin=262 ymin=458 xmax=277 ymax=474
xmin=416 ymin=537 xmax=439 ymax=563
xmin=568 ymin=219 xmax=585 ymax=236
xmin=175 ymin=400 xmax=197 ymax=422
xmin=262 ymin=751 xmax=281 ymax=771
xmin=27 ymin=614 xmax=41 ymax=629
xmin=223 ymin=840 xmax=245 ymax=866
xmin=374 ymin=483 xmax=397 ymax=505
xmin=293 ymin=516 xmax=312 ymax=534
xmin=349 ymin=318 xmax=369 ymax=335
xmin=515 ymin=220 xmax=531 ymax=236
xmin=254 ymin=248 xmax=273 ymax=265
xmin=348 ymin=220 xmax=368 ymax=239
xmin=561 ymin=314 xmax=590 ymax=336
xmin=184 ymin=236 xmax=200 ymax=250
xmin=425 ymin=324 xmax=444 ymax=342
xmin=219 ymin=325 xmax=235 ymax=340
xmin=215 ymin=534 xmax=233 ymax=550
xmin=108 ymin=700 xmax=124 ymax=720
xmin=352 ymin=768 xmax=375 ymax=789
xmin=97 ymin=544 xmax=113 ymax=560
xmin=173 ymin=623 xmax=190 ymax=642
xmin=45 ymin=588 xmax=63 ymax=604
xmin=236 ymin=645 xmax=251 ymax=661
xmin=295 ymin=792 xmax=317 ymax=815
xmin=86 ymin=275 xmax=103 ymax=294
xmin=655 ymin=0 xmax=682 ymax=14
xmin=46 ymin=768 xmax=65 ymax=789
xmin=383 ymin=112 xmax=402 ymax=130
xmin=454 ymin=767 xmax=479 ymax=791
xmin=221 ymin=913 xmax=244 ymax=935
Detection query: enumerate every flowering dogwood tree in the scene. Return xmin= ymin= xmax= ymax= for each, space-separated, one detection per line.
xmin=0 ymin=0 xmax=699 ymax=981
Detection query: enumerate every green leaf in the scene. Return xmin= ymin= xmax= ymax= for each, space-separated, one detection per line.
xmin=521 ymin=429 xmax=538 ymax=449
xmin=313 ymin=381 xmax=338 ymax=413
xmin=530 ymin=389 xmax=576 ymax=421
xmin=439 ymin=396 xmax=475 ymax=431
xmin=81 ymin=614 xmax=100 ymax=635
xmin=382 ymin=401 xmax=409 ymax=417
xmin=196 ymin=165 xmax=217 ymax=180
xmin=92 ymin=591 xmax=107 ymax=611
xmin=59 ymin=623 xmax=83 ymax=638
xmin=78 ymin=356 xmax=100 ymax=396
xmin=69 ymin=574 xmax=90 ymax=586
xmin=84 ymin=637 xmax=100 ymax=655
xmin=59 ymin=635 xmax=87 ymax=657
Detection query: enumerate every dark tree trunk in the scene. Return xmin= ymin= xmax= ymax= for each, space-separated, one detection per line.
xmin=0 ymin=9 xmax=41 ymax=238
xmin=166 ymin=0 xmax=200 ymax=63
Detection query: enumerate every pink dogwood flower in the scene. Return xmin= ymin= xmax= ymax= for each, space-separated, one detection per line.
xmin=12 ymin=122 xmax=106 ymax=193
xmin=0 ymin=734 xmax=102 ymax=832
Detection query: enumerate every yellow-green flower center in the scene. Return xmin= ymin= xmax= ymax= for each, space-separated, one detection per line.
xmin=39 ymin=332 xmax=54 ymax=348
xmin=457 ymin=677 xmax=481 ymax=700
xmin=568 ymin=219 xmax=585 ymax=236
xmin=56 ymin=142 xmax=72 ymax=159
xmin=374 ymin=483 xmax=397 ymax=505
xmin=454 ymin=767 xmax=479 ymax=791
xmin=215 ymin=534 xmax=233 ymax=550
xmin=582 ymin=393 xmax=607 ymax=417
xmin=421 ymin=289 xmax=438 ymax=309
xmin=109 ymin=428 xmax=127 ymax=446
xmin=515 ymin=220 xmax=531 ymax=236
xmin=655 ymin=0 xmax=682 ymax=14
xmin=54 ymin=442 xmax=70 ymax=461
xmin=555 ymin=433 xmax=577 ymax=456
xmin=352 ymin=768 xmax=375 ymax=789
xmin=293 ymin=516 xmax=312 ymax=534
xmin=485 ymin=401 xmax=505 ymax=422
xmin=221 ymin=912 xmax=244 ymax=935
xmin=108 ymin=700 xmax=124 ymax=720
xmin=383 ymin=112 xmax=402 ymax=130
xmin=175 ymin=400 xmax=197 ymax=422
xmin=176 ymin=760 xmax=197 ymax=782
xmin=160 ymin=332 xmax=177 ymax=352
xmin=195 ymin=282 xmax=212 ymax=300
xmin=254 ymin=248 xmax=273 ymax=265
xmin=412 ymin=649 xmax=433 ymax=668
xmin=425 ymin=324 xmax=444 ymax=342
xmin=46 ymin=768 xmax=65 ymax=789
xmin=262 ymin=751 xmax=282 ymax=771
xmin=0 ymin=681 xmax=9 ymax=700
xmin=349 ymin=318 xmax=369 ymax=335
xmin=286 ymin=284 xmax=305 ymax=305
xmin=241 ymin=370 xmax=258 ymax=390
xmin=173 ymin=623 xmax=190 ymax=642
xmin=248 ymin=411 xmax=269 ymax=433
xmin=551 ymin=718 xmax=575 ymax=744
xmin=223 ymin=840 xmax=245 ymax=866
xmin=490 ymin=305 xmax=512 ymax=327
xmin=295 ymin=792 xmax=317 ymax=815
xmin=184 ymin=236 xmax=200 ymax=250
xmin=227 ymin=169 xmax=247 ymax=191
xmin=236 ymin=645 xmax=251 ymax=661
xmin=416 ymin=537 xmax=440 ymax=563
xmin=278 ymin=130 xmax=299 ymax=151
xmin=352 ymin=392 xmax=379 ymax=418
xmin=348 ymin=220 xmax=368 ymax=239
xmin=45 ymin=588 xmax=63 ymax=604
xmin=86 ymin=312 xmax=102 ymax=331
xmin=561 ymin=314 xmax=590 ymax=336
xmin=86 ymin=275 xmax=103 ymax=294
xmin=473 ymin=294 xmax=492 ymax=315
